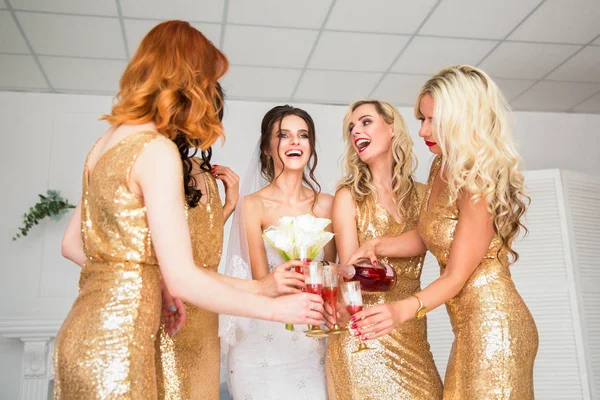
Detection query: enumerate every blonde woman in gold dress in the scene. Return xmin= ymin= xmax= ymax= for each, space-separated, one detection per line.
xmin=349 ymin=66 xmax=538 ymax=399
xmin=55 ymin=21 xmax=324 ymax=399
xmin=326 ymin=100 xmax=443 ymax=399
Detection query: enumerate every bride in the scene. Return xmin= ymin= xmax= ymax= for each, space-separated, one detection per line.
xmin=221 ymin=105 xmax=336 ymax=399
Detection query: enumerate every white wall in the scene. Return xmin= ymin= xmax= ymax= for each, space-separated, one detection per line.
xmin=0 ymin=91 xmax=599 ymax=398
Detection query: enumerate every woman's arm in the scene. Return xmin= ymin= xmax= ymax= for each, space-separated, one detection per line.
xmin=244 ymin=195 xmax=271 ymax=280
xmin=61 ymin=201 xmax=86 ymax=267
xmin=207 ymin=189 xmax=305 ymax=296
xmin=332 ymin=188 xmax=359 ymax=264
xmin=334 ymin=189 xmax=427 ymax=265
xmin=316 ymin=193 xmax=337 ymax=263
xmin=204 ymin=260 xmax=305 ymax=297
xmin=354 ymin=191 xmax=494 ymax=339
xmin=133 ymin=138 xmax=324 ymax=325
xmin=329 ymin=188 xmax=359 ymax=326
xmin=345 ymin=229 xmax=427 ymax=265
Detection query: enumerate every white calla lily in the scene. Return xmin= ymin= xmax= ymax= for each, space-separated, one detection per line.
xmin=294 ymin=214 xmax=330 ymax=233
xmin=262 ymin=213 xmax=335 ymax=262
xmin=262 ymin=213 xmax=335 ymax=331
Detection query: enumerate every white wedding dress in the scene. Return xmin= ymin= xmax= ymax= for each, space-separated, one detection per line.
xmin=226 ymin=238 xmax=328 ymax=400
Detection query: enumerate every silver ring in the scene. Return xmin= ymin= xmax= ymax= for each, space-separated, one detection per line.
xmin=312 ymin=303 xmax=319 ymax=310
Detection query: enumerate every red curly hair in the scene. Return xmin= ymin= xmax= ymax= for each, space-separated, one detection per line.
xmin=101 ymin=20 xmax=228 ymax=150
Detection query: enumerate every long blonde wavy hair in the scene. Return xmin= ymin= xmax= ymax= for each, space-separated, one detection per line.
xmin=415 ymin=65 xmax=530 ymax=262
xmin=338 ymin=100 xmax=418 ymax=220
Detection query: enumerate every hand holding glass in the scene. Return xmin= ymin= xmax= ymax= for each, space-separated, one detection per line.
xmin=304 ymin=262 xmax=327 ymax=337
xmin=341 ymin=281 xmax=372 ymax=353
xmin=322 ymin=263 xmax=346 ymax=335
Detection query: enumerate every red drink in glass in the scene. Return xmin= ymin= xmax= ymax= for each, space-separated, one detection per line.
xmin=322 ymin=287 xmax=338 ymax=310
xmin=294 ymin=257 xmax=311 ymax=277
xmin=346 ymin=304 xmax=363 ymax=316
xmin=306 ymin=283 xmax=322 ymax=295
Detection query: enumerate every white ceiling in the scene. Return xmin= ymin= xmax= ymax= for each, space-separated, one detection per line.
xmin=1 ymin=0 xmax=600 ymax=114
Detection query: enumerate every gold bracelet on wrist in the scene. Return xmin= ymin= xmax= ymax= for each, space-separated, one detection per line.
xmin=413 ymin=295 xmax=428 ymax=320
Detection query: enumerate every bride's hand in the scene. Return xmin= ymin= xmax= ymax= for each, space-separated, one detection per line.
xmin=258 ymin=260 xmax=306 ymax=297
xmin=271 ymin=292 xmax=324 ymax=325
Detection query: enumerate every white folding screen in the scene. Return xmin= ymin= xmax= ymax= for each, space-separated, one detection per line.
xmin=562 ymin=171 xmax=600 ymax=399
xmin=421 ymin=169 xmax=598 ymax=400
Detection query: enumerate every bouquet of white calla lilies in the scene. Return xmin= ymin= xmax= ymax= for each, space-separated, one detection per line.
xmin=263 ymin=214 xmax=334 ymax=261
xmin=263 ymin=214 xmax=334 ymax=332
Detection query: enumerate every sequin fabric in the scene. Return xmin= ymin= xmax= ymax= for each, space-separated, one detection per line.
xmin=155 ymin=164 xmax=224 ymax=400
xmin=326 ymin=183 xmax=443 ymax=400
xmin=417 ymin=156 xmax=538 ymax=400
xmin=53 ymin=131 xmax=165 ymax=399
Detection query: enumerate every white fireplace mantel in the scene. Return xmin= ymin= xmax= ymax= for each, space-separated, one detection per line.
xmin=0 ymin=319 xmax=62 ymax=400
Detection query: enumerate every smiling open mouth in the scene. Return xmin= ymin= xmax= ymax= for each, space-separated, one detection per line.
xmin=285 ymin=149 xmax=303 ymax=157
xmin=355 ymin=138 xmax=371 ymax=152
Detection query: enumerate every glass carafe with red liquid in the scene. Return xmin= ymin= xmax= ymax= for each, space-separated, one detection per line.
xmin=325 ymin=260 xmax=397 ymax=292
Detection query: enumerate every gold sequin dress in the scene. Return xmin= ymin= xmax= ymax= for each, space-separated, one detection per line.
xmin=155 ymin=162 xmax=224 ymax=400
xmin=417 ymin=156 xmax=538 ymax=399
xmin=54 ymin=131 xmax=165 ymax=399
xmin=326 ymin=183 xmax=443 ymax=400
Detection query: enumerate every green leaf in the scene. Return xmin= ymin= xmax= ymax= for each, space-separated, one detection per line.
xmin=13 ymin=189 xmax=77 ymax=241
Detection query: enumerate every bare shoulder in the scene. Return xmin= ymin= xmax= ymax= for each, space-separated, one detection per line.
xmin=131 ymin=136 xmax=181 ymax=182
xmin=314 ymin=192 xmax=334 ymax=218
xmin=334 ymin=186 xmax=354 ymax=205
xmin=332 ymin=187 xmax=356 ymax=217
xmin=139 ymin=135 xmax=178 ymax=162
xmin=244 ymin=192 xmax=265 ymax=214
xmin=317 ymin=192 xmax=334 ymax=209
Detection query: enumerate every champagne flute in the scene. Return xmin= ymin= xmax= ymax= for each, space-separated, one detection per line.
xmin=322 ymin=262 xmax=346 ymax=335
xmin=295 ymin=245 xmax=311 ymax=276
xmin=340 ymin=281 xmax=372 ymax=353
xmin=304 ymin=262 xmax=328 ymax=338
xmin=287 ymin=246 xmax=310 ymax=332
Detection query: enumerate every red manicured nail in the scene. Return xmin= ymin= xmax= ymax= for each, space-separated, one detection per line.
xmin=372 ymin=260 xmax=377 ymax=265
xmin=362 ymin=336 xmax=367 ymax=340
xmin=351 ymin=323 xmax=358 ymax=329
xmin=350 ymin=316 xmax=356 ymax=322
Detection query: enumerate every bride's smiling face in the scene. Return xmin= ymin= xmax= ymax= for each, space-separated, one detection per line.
xmin=268 ymin=115 xmax=312 ymax=173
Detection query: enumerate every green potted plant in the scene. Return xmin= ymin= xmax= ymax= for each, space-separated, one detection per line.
xmin=13 ymin=190 xmax=76 ymax=241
